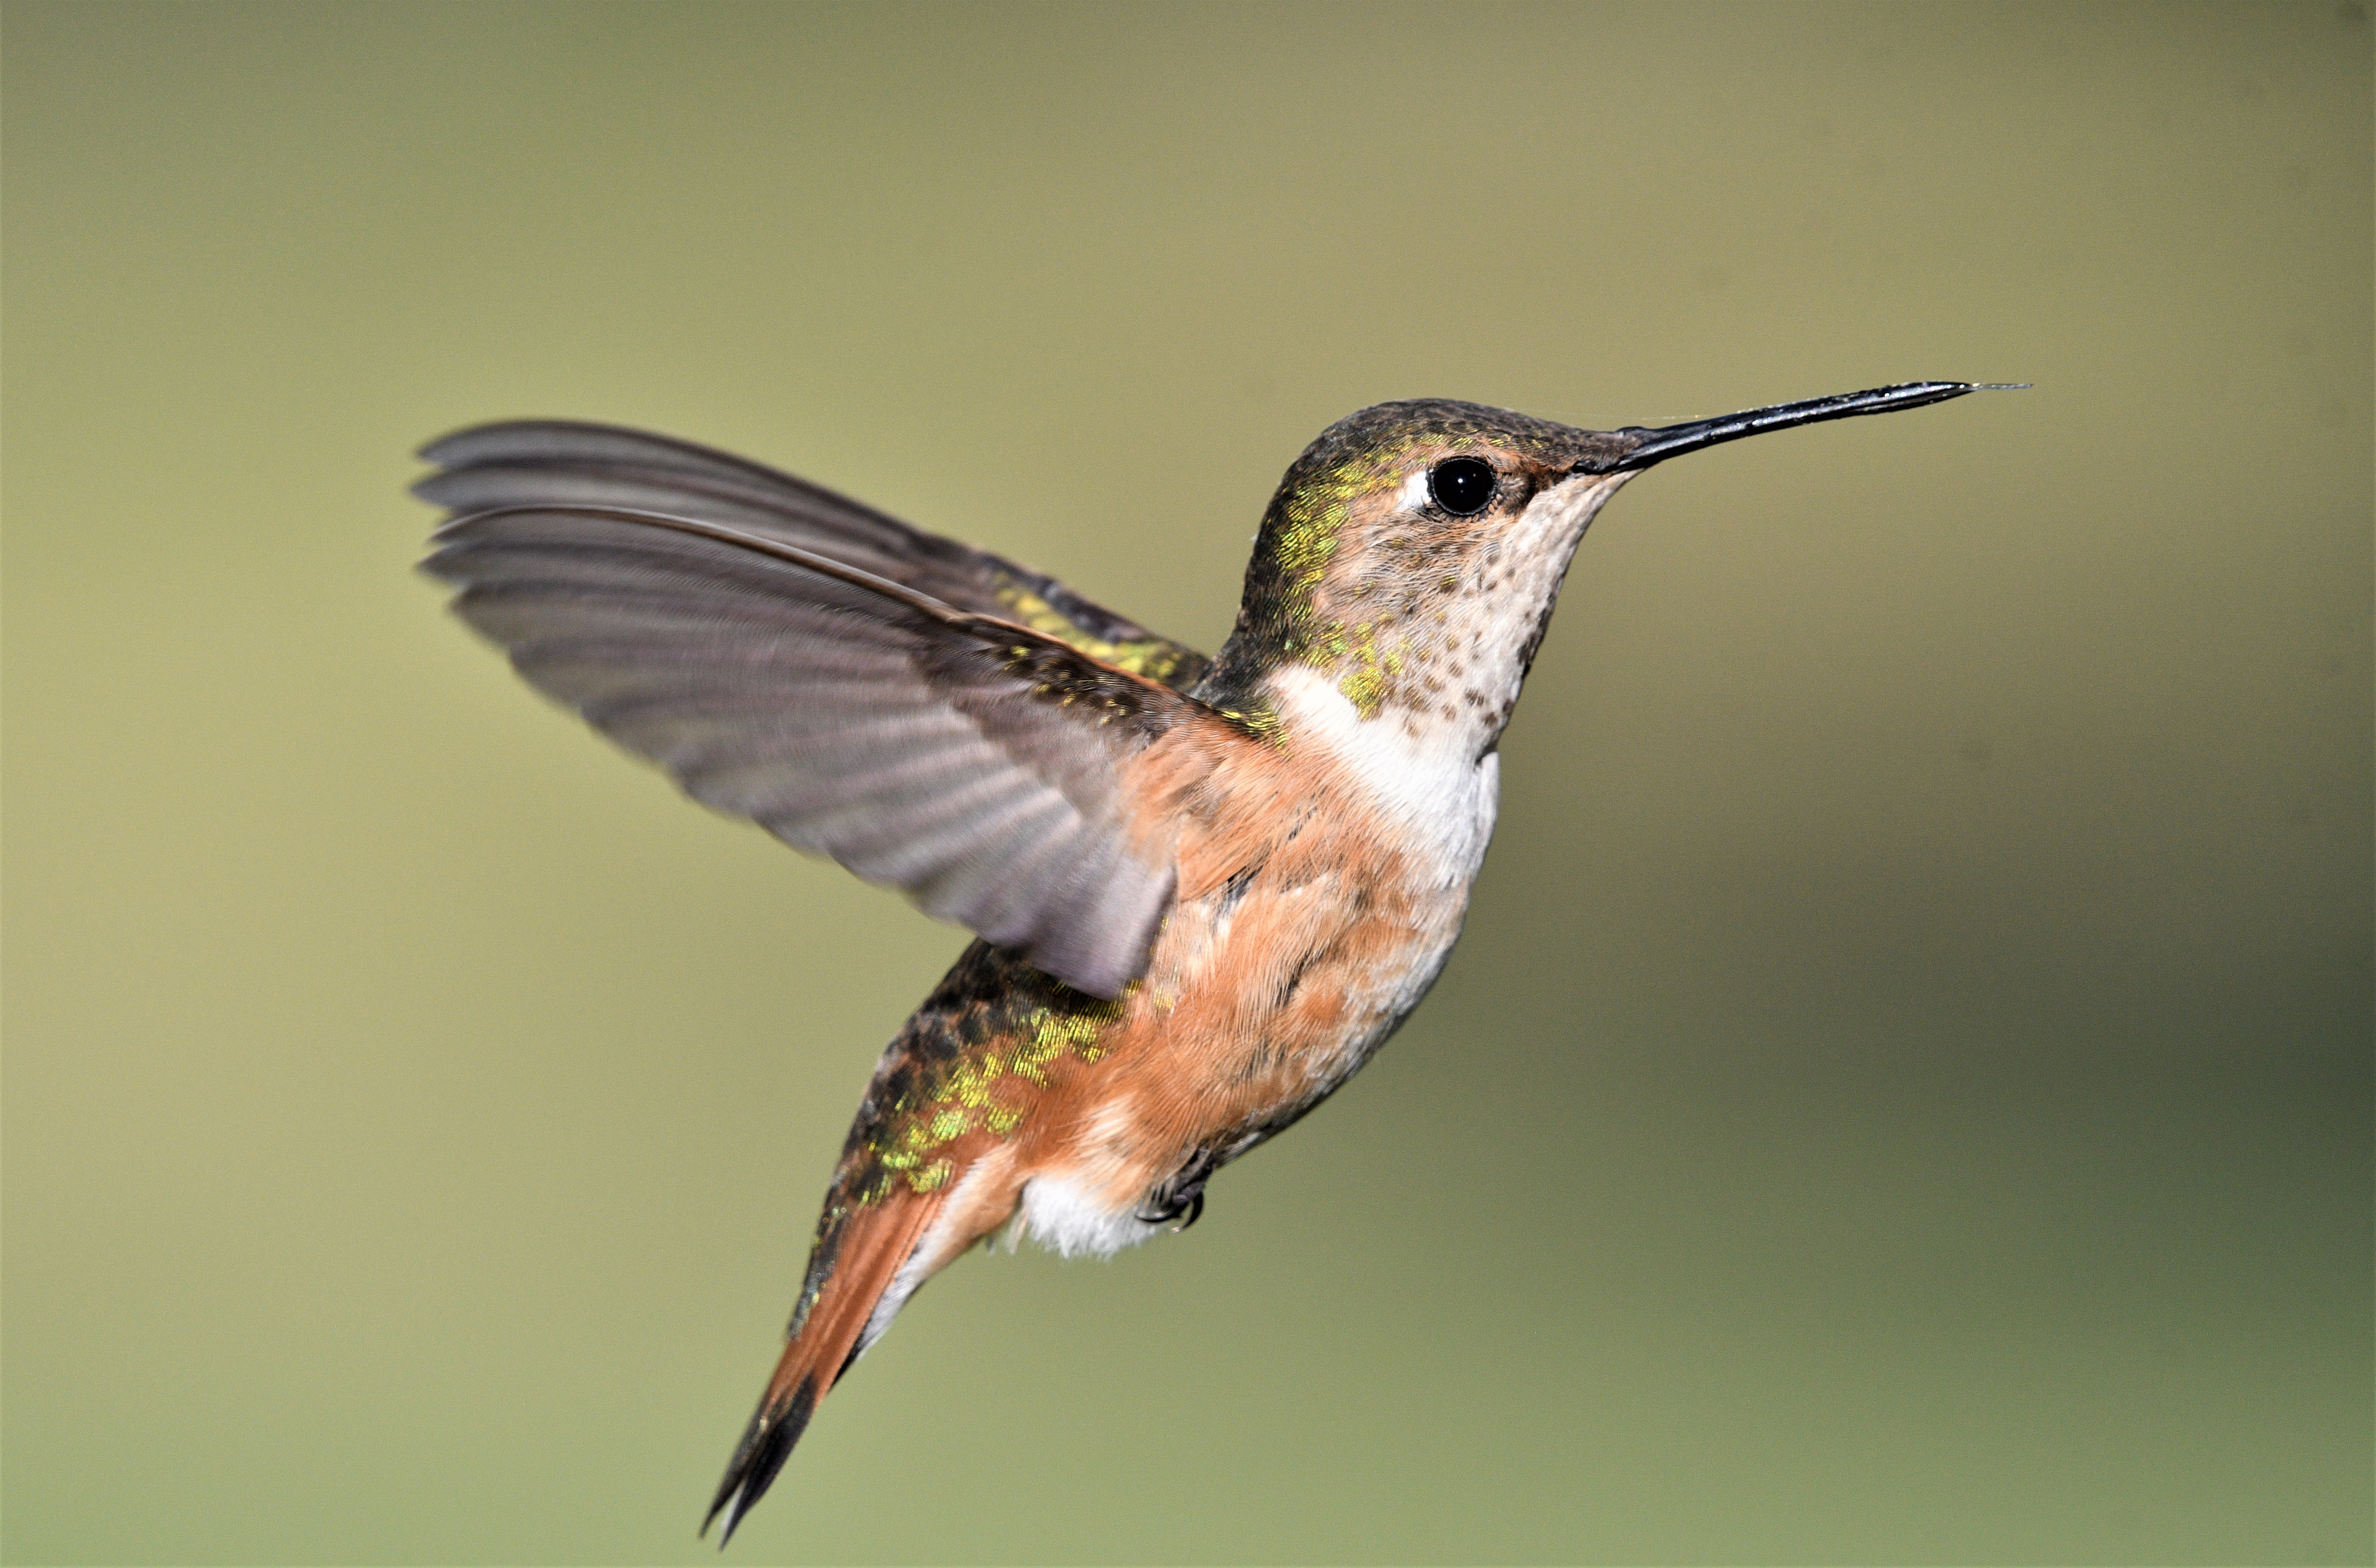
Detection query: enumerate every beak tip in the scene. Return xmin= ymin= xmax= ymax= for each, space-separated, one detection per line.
xmin=1585 ymin=378 xmax=2019 ymax=474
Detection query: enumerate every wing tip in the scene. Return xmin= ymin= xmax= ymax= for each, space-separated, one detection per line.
xmin=415 ymin=417 xmax=638 ymax=469
xmin=1022 ymin=857 xmax=1176 ymax=1000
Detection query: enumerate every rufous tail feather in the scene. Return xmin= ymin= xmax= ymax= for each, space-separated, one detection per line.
xmin=701 ymin=1195 xmax=941 ymax=1545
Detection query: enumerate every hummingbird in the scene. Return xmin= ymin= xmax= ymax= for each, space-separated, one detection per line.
xmin=416 ymin=380 xmax=1998 ymax=1542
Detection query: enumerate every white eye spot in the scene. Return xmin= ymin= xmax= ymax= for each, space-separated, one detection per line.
xmin=1399 ymin=469 xmax=1433 ymax=512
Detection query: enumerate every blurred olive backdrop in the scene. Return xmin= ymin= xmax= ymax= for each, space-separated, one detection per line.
xmin=5 ymin=3 xmax=2369 ymax=1564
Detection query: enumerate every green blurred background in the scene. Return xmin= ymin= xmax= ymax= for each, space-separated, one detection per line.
xmin=5 ymin=3 xmax=2368 ymax=1563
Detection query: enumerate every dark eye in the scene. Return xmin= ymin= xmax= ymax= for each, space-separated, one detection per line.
xmin=1427 ymin=456 xmax=1497 ymax=515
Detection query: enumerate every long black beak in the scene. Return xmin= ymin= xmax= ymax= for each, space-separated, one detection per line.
xmin=1572 ymin=381 xmax=2024 ymax=475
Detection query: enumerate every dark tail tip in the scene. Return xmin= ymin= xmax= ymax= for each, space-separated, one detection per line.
xmin=700 ymin=1375 xmax=820 ymax=1548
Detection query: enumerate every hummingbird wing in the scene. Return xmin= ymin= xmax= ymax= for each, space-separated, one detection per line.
xmin=414 ymin=420 xmax=1211 ymax=690
xmin=421 ymin=503 xmax=1205 ymax=998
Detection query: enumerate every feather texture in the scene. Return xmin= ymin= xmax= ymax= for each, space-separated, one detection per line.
xmin=702 ymin=1189 xmax=944 ymax=1545
xmin=415 ymin=419 xmax=1211 ymax=689
xmin=419 ymin=502 xmax=1203 ymax=997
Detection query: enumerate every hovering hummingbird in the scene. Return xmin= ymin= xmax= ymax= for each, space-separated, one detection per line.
xmin=416 ymin=380 xmax=1998 ymax=1541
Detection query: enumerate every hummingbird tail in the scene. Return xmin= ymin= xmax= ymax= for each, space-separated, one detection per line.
xmin=701 ymin=1192 xmax=943 ymax=1546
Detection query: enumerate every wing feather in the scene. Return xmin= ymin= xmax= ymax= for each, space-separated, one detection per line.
xmin=416 ymin=419 xmax=1211 ymax=689
xmin=421 ymin=503 xmax=1202 ymax=997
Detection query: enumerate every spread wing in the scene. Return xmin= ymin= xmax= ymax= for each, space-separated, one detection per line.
xmin=414 ymin=419 xmax=1210 ymax=689
xmin=420 ymin=503 xmax=1207 ymax=998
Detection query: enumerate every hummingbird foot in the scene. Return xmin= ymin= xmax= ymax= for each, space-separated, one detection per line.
xmin=1135 ymin=1148 xmax=1218 ymax=1230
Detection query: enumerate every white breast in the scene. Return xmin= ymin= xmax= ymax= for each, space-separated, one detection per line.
xmin=1266 ymin=662 xmax=1503 ymax=891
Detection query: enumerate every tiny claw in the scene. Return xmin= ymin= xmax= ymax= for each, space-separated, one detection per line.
xmin=1136 ymin=1151 xmax=1215 ymax=1230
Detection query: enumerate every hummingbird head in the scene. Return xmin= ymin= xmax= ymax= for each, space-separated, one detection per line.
xmin=1197 ymin=382 xmax=1996 ymax=753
